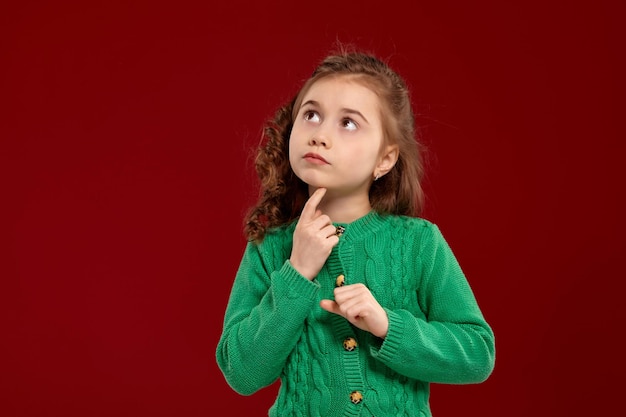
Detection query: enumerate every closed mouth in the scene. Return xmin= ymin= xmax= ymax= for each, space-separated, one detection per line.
xmin=304 ymin=153 xmax=329 ymax=164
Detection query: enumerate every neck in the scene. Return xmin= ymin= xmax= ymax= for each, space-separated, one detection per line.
xmin=314 ymin=188 xmax=372 ymax=223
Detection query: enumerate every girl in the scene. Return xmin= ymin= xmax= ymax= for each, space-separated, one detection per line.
xmin=216 ymin=48 xmax=495 ymax=416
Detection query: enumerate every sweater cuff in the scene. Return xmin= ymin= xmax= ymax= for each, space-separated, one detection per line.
xmin=276 ymin=260 xmax=320 ymax=301
xmin=370 ymin=308 xmax=404 ymax=362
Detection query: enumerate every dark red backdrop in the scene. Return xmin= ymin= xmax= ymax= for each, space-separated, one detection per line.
xmin=2 ymin=1 xmax=624 ymax=415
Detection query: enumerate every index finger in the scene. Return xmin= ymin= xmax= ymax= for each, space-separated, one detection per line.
xmin=300 ymin=187 xmax=327 ymax=220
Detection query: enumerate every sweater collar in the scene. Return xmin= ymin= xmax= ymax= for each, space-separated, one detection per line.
xmin=333 ymin=211 xmax=387 ymax=243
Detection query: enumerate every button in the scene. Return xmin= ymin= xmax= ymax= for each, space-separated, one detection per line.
xmin=335 ymin=274 xmax=345 ymax=287
xmin=350 ymin=390 xmax=363 ymax=404
xmin=335 ymin=225 xmax=345 ymax=237
xmin=343 ymin=337 xmax=358 ymax=351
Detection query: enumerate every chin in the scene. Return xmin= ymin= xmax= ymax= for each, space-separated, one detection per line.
xmin=295 ymin=172 xmax=326 ymax=189
xmin=306 ymin=180 xmax=332 ymax=191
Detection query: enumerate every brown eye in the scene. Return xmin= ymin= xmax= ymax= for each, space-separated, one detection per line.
xmin=303 ymin=110 xmax=320 ymax=123
xmin=341 ymin=118 xmax=357 ymax=131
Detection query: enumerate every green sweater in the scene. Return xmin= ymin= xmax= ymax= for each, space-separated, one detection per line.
xmin=216 ymin=212 xmax=495 ymax=416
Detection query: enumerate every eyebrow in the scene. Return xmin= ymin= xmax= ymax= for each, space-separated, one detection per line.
xmin=301 ymin=100 xmax=369 ymax=124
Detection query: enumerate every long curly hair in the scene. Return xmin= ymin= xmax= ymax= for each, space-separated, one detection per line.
xmin=244 ymin=48 xmax=425 ymax=242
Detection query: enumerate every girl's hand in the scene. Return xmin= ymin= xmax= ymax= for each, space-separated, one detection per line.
xmin=290 ymin=188 xmax=339 ymax=280
xmin=320 ymin=284 xmax=389 ymax=338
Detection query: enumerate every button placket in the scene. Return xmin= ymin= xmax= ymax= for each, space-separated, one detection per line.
xmin=325 ymin=226 xmax=365 ymax=410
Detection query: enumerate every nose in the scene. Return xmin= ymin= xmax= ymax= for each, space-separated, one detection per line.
xmin=309 ymin=127 xmax=331 ymax=148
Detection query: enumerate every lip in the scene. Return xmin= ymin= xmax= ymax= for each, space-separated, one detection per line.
xmin=303 ymin=152 xmax=329 ymax=164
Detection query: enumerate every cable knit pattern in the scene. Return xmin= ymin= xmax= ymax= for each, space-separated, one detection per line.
xmin=216 ymin=212 xmax=495 ymax=416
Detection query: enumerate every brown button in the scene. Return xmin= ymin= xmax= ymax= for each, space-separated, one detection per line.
xmin=343 ymin=337 xmax=358 ymax=351
xmin=335 ymin=225 xmax=346 ymax=237
xmin=350 ymin=390 xmax=363 ymax=404
xmin=335 ymin=274 xmax=345 ymax=287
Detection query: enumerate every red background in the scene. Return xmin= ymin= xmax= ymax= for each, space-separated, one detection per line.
xmin=2 ymin=1 xmax=624 ymax=415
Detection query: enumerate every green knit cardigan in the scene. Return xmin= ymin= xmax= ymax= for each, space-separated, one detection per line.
xmin=216 ymin=212 xmax=495 ymax=416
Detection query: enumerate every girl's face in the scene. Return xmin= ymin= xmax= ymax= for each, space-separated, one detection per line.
xmin=289 ymin=76 xmax=395 ymax=197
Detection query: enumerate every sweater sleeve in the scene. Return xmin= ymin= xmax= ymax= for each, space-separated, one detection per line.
xmin=215 ymin=240 xmax=320 ymax=395
xmin=370 ymin=223 xmax=495 ymax=384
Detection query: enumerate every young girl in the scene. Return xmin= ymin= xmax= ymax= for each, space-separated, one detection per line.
xmin=216 ymin=48 xmax=495 ymax=416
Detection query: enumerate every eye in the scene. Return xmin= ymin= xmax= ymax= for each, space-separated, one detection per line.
xmin=341 ymin=118 xmax=358 ymax=131
xmin=303 ymin=110 xmax=320 ymax=123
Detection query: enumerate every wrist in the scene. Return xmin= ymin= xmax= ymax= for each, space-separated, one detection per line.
xmin=289 ymin=258 xmax=315 ymax=281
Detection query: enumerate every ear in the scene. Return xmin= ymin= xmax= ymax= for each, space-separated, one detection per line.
xmin=375 ymin=144 xmax=399 ymax=177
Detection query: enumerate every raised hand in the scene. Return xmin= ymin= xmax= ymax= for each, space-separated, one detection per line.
xmin=320 ymin=284 xmax=389 ymax=338
xmin=290 ymin=188 xmax=340 ymax=280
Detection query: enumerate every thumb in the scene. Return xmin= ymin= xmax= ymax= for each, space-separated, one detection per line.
xmin=320 ymin=299 xmax=341 ymax=315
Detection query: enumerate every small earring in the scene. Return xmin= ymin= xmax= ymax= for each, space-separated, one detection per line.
xmin=374 ymin=173 xmax=380 ymax=181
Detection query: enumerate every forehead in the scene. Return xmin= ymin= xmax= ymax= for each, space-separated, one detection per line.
xmin=301 ymin=75 xmax=381 ymax=107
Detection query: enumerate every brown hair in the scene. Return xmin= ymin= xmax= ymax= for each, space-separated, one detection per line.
xmin=244 ymin=47 xmax=425 ymax=242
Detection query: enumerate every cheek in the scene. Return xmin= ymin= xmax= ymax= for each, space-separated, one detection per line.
xmin=287 ymin=131 xmax=300 ymax=166
xmin=287 ymin=140 xmax=295 ymax=165
xmin=344 ymin=147 xmax=379 ymax=169
xmin=288 ymin=124 xmax=300 ymax=146
xmin=289 ymin=123 xmax=309 ymax=151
